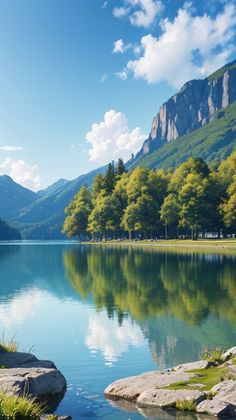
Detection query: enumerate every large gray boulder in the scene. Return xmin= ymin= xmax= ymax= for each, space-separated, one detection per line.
xmin=0 ymin=351 xmax=66 ymax=399
xmin=105 ymin=370 xmax=198 ymax=401
xmin=137 ymin=388 xmax=204 ymax=408
xmin=0 ymin=367 xmax=66 ymax=397
xmin=196 ymin=399 xmax=235 ymax=417
xmin=0 ymin=351 xmax=55 ymax=369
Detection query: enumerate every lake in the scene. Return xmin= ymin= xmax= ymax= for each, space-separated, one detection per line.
xmin=0 ymin=242 xmax=236 ymax=419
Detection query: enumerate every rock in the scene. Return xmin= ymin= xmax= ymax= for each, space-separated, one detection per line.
xmin=173 ymin=360 xmax=211 ymax=372
xmin=0 ymin=351 xmax=38 ymax=368
xmin=222 ymin=347 xmax=236 ymax=362
xmin=105 ymin=370 xmax=197 ymax=401
xmin=0 ymin=367 xmax=66 ymax=398
xmin=136 ymin=64 xmax=236 ymax=159
xmin=137 ymin=388 xmax=204 ymax=408
xmin=211 ymin=380 xmax=236 ymax=405
xmin=0 ymin=351 xmax=56 ymax=369
xmin=196 ymin=399 xmax=234 ymax=416
xmin=19 ymin=360 xmax=56 ymax=369
xmin=196 ymin=381 xmax=236 ymax=417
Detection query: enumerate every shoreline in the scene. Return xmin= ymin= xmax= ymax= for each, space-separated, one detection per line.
xmin=81 ymin=239 xmax=236 ymax=251
xmin=105 ymin=347 xmax=236 ymax=418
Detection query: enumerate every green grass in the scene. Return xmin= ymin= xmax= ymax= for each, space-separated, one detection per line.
xmin=175 ymin=399 xmax=197 ymax=411
xmin=128 ymin=101 xmax=236 ymax=172
xmin=0 ymin=393 xmax=45 ymax=419
xmin=0 ymin=336 xmax=18 ymax=353
xmin=201 ymin=347 xmax=224 ymax=364
xmin=208 ymin=60 xmax=236 ymax=81
xmin=166 ymin=366 xmax=227 ymax=391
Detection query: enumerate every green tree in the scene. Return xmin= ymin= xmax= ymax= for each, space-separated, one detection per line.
xmin=62 ymin=186 xmax=93 ymax=238
xmin=88 ymin=195 xmax=122 ymax=239
xmin=116 ymin=158 xmax=127 ymax=179
xmin=221 ymin=176 xmax=236 ymax=230
xmin=104 ymin=161 xmax=116 ymax=194
xmin=178 ymin=173 xmax=211 ymax=239
xmin=160 ymin=193 xmax=180 ymax=238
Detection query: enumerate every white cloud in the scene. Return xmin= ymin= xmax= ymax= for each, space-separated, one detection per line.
xmin=120 ymin=3 xmax=236 ymax=87
xmin=113 ymin=6 xmax=127 ymax=18
xmin=113 ymin=0 xmax=164 ymax=28
xmin=0 ymin=289 xmax=42 ymax=328
xmin=115 ymin=69 xmax=128 ymax=80
xmin=0 ymin=145 xmax=25 ymax=152
xmin=86 ymin=110 xmax=147 ymax=164
xmin=85 ymin=313 xmax=145 ymax=365
xmin=0 ymin=158 xmax=41 ymax=191
xmin=113 ymin=39 xmax=125 ymax=54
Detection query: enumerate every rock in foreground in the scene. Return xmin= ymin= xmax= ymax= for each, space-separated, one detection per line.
xmin=105 ymin=349 xmax=236 ymax=418
xmin=0 ymin=351 xmax=66 ymax=398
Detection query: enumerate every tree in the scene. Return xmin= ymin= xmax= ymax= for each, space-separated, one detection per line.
xmin=160 ymin=193 xmax=180 ymax=239
xmin=104 ymin=161 xmax=116 ymax=194
xmin=116 ymin=158 xmax=126 ymax=179
xmin=178 ymin=173 xmax=211 ymax=239
xmin=220 ymin=176 xmax=236 ymax=230
xmin=62 ymin=186 xmax=93 ymax=238
xmin=88 ymin=195 xmax=122 ymax=239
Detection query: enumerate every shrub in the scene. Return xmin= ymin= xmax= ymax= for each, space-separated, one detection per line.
xmin=175 ymin=399 xmax=196 ymax=411
xmin=201 ymin=347 xmax=224 ymax=364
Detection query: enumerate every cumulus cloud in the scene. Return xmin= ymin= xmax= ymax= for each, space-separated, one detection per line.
xmin=119 ymin=3 xmax=236 ymax=87
xmin=85 ymin=313 xmax=145 ymax=365
xmin=86 ymin=110 xmax=147 ymax=164
xmin=113 ymin=0 xmax=164 ymax=27
xmin=0 ymin=158 xmax=41 ymax=191
xmin=0 ymin=145 xmax=25 ymax=152
xmin=113 ymin=39 xmax=125 ymax=53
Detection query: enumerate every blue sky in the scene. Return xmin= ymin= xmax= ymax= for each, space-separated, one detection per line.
xmin=0 ymin=0 xmax=235 ymax=190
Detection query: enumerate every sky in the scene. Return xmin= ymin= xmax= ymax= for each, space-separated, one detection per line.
xmin=0 ymin=0 xmax=235 ymax=191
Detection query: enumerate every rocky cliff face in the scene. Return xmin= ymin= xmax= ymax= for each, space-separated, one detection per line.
xmin=136 ymin=61 xmax=236 ymax=158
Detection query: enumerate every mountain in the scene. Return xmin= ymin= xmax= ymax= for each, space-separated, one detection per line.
xmin=37 ymin=178 xmax=69 ymax=198
xmin=0 ymin=175 xmax=37 ymax=218
xmin=134 ymin=60 xmax=236 ymax=160
xmin=129 ymin=101 xmax=236 ymax=170
xmin=11 ymin=165 xmax=107 ymax=238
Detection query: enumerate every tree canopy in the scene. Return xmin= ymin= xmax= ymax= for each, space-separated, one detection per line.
xmin=62 ymin=153 xmax=236 ymax=240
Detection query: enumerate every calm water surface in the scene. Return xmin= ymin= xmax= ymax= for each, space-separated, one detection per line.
xmin=0 ymin=242 xmax=236 ymax=419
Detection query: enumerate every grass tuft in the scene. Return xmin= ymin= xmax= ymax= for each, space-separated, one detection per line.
xmin=201 ymin=347 xmax=224 ymax=364
xmin=0 ymin=393 xmax=45 ymax=419
xmin=0 ymin=335 xmax=18 ymax=353
xmin=175 ymin=399 xmax=196 ymax=411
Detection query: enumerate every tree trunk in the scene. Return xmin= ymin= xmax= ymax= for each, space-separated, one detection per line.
xmin=165 ymin=224 xmax=168 ymax=240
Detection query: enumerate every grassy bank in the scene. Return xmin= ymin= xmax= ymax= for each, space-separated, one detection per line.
xmin=81 ymin=238 xmax=236 ymax=256
xmin=82 ymin=238 xmax=236 ymax=248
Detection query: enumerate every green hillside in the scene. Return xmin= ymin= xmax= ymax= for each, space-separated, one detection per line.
xmin=129 ymin=102 xmax=236 ymax=171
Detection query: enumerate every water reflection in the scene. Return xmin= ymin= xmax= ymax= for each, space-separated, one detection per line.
xmin=85 ymin=312 xmax=145 ymax=366
xmin=64 ymin=245 xmax=236 ymax=326
xmin=64 ymin=245 xmax=236 ymax=367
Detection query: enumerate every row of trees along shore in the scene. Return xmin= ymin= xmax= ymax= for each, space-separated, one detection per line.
xmin=62 ymin=150 xmax=236 ymax=240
